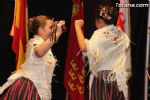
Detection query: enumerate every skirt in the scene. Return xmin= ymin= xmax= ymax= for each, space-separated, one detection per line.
xmin=0 ymin=77 xmax=41 ymax=100
xmin=90 ymin=70 xmax=129 ymax=100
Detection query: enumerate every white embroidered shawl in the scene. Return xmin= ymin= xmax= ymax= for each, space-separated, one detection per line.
xmin=84 ymin=25 xmax=130 ymax=100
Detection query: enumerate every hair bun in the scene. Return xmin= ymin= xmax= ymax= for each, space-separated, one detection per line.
xmin=28 ymin=15 xmax=49 ymax=34
xmin=28 ymin=17 xmax=35 ymax=32
xmin=96 ymin=5 xmax=118 ymax=25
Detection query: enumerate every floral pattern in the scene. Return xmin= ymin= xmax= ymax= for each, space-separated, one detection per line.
xmin=103 ymin=27 xmax=123 ymax=45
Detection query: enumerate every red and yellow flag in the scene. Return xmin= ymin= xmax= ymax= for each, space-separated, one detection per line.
xmin=64 ymin=0 xmax=84 ymax=100
xmin=10 ymin=0 xmax=29 ymax=70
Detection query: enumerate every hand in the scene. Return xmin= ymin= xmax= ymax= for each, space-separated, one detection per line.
xmin=55 ymin=20 xmax=65 ymax=41
xmin=49 ymin=36 xmax=55 ymax=46
xmin=75 ymin=19 xmax=84 ymax=28
xmin=56 ymin=20 xmax=65 ymax=34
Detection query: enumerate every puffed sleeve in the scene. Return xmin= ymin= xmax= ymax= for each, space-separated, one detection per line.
xmin=24 ymin=36 xmax=44 ymax=64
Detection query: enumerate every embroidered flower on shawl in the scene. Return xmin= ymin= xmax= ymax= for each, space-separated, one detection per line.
xmin=103 ymin=28 xmax=123 ymax=45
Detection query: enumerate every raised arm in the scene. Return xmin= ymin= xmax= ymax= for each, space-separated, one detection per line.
xmin=34 ymin=21 xmax=65 ymax=57
xmin=34 ymin=37 xmax=55 ymax=57
xmin=75 ymin=19 xmax=87 ymax=52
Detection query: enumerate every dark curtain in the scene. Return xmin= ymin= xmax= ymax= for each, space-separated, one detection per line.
xmin=130 ymin=0 xmax=149 ymax=100
xmin=0 ymin=0 xmax=149 ymax=100
xmin=0 ymin=0 xmax=15 ymax=86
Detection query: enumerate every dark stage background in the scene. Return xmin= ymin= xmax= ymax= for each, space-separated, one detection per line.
xmin=0 ymin=0 xmax=149 ymax=100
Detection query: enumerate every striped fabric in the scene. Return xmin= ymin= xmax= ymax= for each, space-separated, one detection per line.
xmin=90 ymin=70 xmax=128 ymax=100
xmin=0 ymin=77 xmax=40 ymax=100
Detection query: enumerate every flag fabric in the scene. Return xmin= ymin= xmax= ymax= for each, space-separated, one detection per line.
xmin=10 ymin=0 xmax=29 ymax=70
xmin=117 ymin=0 xmax=132 ymax=78
xmin=64 ymin=0 xmax=85 ymax=100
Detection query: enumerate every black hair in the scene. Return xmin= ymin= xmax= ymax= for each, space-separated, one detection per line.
xmin=96 ymin=5 xmax=118 ymax=25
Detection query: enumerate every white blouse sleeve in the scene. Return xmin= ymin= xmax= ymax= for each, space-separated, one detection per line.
xmin=24 ymin=37 xmax=44 ymax=64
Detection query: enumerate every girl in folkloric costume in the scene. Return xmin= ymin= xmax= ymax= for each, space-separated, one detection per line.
xmin=75 ymin=5 xmax=131 ymax=100
xmin=0 ymin=15 xmax=65 ymax=100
